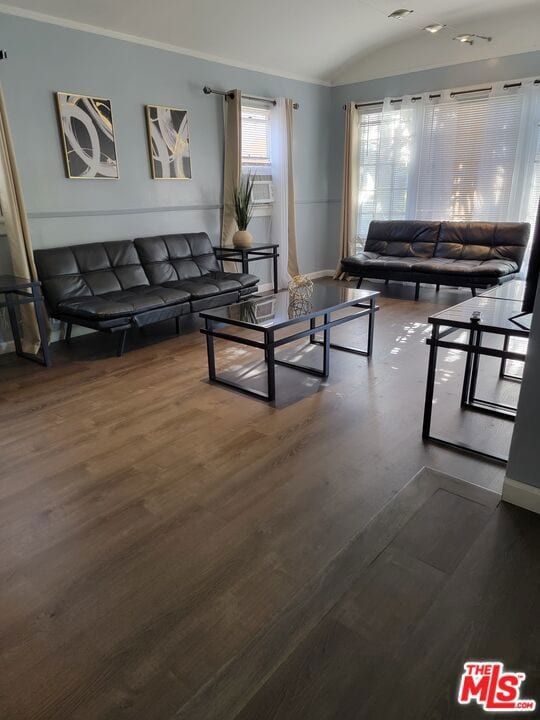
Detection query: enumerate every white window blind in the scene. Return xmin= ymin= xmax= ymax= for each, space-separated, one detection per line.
xmin=356 ymin=104 xmax=415 ymax=242
xmin=415 ymin=92 xmax=524 ymax=222
xmin=241 ymin=104 xmax=271 ymax=167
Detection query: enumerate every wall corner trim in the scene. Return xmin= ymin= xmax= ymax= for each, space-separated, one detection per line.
xmin=502 ymin=477 xmax=540 ymax=515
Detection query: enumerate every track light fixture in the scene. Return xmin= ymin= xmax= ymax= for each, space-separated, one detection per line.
xmin=423 ymin=24 xmax=445 ymax=34
xmin=388 ymin=8 xmax=414 ymax=19
xmin=453 ymin=33 xmax=492 ymax=45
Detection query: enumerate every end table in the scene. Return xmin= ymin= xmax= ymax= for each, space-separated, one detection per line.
xmin=215 ymin=243 xmax=279 ymax=293
xmin=0 ymin=275 xmax=51 ymax=367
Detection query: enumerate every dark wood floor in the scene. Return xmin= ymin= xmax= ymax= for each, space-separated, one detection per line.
xmin=0 ymin=280 xmax=535 ymax=719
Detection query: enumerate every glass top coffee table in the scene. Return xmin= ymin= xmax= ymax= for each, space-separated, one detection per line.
xmin=199 ymin=285 xmax=379 ymax=402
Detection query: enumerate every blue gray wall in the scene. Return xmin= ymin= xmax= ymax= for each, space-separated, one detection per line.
xmin=1 ymin=13 xmax=539 ymax=306
xmin=506 ymin=286 xmax=540 ymax=491
xmin=0 ymin=12 xmax=336 ymax=292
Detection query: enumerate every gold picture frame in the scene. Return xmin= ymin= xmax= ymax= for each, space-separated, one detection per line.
xmin=145 ymin=104 xmax=192 ymax=180
xmin=56 ymin=91 xmax=119 ymax=180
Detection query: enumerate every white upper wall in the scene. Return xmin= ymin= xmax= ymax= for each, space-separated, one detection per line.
xmin=0 ymin=0 xmax=538 ymax=85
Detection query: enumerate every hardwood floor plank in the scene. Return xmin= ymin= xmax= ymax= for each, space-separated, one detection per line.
xmin=0 ymin=283 xmax=519 ymax=719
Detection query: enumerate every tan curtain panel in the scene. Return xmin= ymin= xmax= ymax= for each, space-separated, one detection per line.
xmin=285 ymin=98 xmax=299 ymax=278
xmin=334 ymin=102 xmax=360 ymax=279
xmin=0 ymin=83 xmax=41 ymax=353
xmin=221 ymin=90 xmax=242 ymax=248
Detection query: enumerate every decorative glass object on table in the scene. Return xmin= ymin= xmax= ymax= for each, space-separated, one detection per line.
xmin=288 ymin=275 xmax=314 ymax=317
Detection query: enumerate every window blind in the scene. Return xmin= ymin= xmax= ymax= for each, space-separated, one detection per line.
xmin=414 ymin=93 xmax=525 ymax=222
xmin=241 ymin=105 xmax=271 ymax=166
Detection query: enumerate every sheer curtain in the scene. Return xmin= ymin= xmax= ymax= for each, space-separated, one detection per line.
xmin=349 ymin=80 xmax=540 ymax=262
xmin=0 ymin=82 xmax=41 ymax=353
xmin=270 ymin=97 xmax=298 ymax=288
xmin=414 ymin=84 xmax=528 ymax=222
xmin=356 ymin=96 xmax=418 ymax=244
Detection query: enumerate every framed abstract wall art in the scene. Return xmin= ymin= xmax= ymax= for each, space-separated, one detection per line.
xmin=145 ymin=104 xmax=192 ymax=180
xmin=56 ymin=92 xmax=119 ymax=179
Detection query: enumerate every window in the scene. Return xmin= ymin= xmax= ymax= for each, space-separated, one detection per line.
xmin=355 ymin=82 xmax=540 ymax=256
xmin=356 ymin=104 xmax=415 ymax=241
xmin=241 ymin=103 xmax=273 ymax=214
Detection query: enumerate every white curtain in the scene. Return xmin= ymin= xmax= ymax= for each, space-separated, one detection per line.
xmin=270 ymin=97 xmax=298 ymax=288
xmin=221 ymin=89 xmax=242 ymax=249
xmin=352 ymin=80 xmax=540 ymax=256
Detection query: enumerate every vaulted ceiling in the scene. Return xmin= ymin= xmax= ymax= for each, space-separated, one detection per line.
xmin=0 ymin=0 xmax=538 ymax=84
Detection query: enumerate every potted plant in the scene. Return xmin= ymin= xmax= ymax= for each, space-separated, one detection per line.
xmin=232 ymin=172 xmax=255 ymax=248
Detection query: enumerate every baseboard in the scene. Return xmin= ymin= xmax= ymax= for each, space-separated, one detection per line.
xmin=502 ymin=477 xmax=540 ymax=515
xmin=0 ymin=340 xmax=15 ymax=355
xmin=258 ymin=269 xmax=334 ymax=293
xmin=306 ymin=269 xmax=334 ymax=280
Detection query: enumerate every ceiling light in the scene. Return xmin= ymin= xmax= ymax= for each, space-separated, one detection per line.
xmin=423 ymin=23 xmax=445 ymax=33
xmin=388 ymin=8 xmax=414 ymax=19
xmin=453 ymin=33 xmax=492 ymax=45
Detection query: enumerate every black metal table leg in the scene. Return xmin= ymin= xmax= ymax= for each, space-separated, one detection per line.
xmin=366 ymin=296 xmax=375 ymax=357
xmin=322 ymin=314 xmax=330 ymax=377
xmin=422 ymin=324 xmax=440 ymax=439
xmin=500 ymin=334 xmax=509 ymax=378
xmin=272 ymin=250 xmax=279 ymax=293
xmin=460 ymin=328 xmax=476 ymax=407
xmin=241 ymin=252 xmax=249 ymax=276
xmin=5 ymin=292 xmax=23 ymax=355
xmin=467 ymin=328 xmax=483 ymax=404
xmin=205 ymin=318 xmax=216 ymax=380
xmin=32 ymin=285 xmax=52 ymax=367
xmin=266 ymin=330 xmax=276 ymax=401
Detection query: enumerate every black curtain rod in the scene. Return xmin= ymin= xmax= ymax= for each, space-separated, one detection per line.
xmin=203 ymin=86 xmax=299 ymax=109
xmin=342 ymin=78 xmax=540 ymax=109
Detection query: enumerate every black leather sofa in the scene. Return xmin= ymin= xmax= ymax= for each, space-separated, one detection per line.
xmin=341 ymin=220 xmax=530 ymax=300
xmin=34 ymin=233 xmax=258 ymax=356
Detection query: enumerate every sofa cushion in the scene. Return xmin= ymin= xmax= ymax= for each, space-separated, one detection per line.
xmin=58 ymin=285 xmax=189 ymax=320
xmin=416 ymin=258 xmax=519 ymax=277
xmin=365 ymin=221 xmax=440 ymax=258
xmin=435 ymin=222 xmax=529 ymax=265
xmin=164 ymin=271 xmax=258 ymax=299
xmin=134 ymin=233 xmax=221 ymax=284
xmin=341 ymin=253 xmax=428 ymax=273
xmin=34 ymin=240 xmax=150 ymax=312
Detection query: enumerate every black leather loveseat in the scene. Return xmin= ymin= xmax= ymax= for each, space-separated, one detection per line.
xmin=34 ymin=233 xmax=258 ymax=356
xmin=341 ymin=220 xmax=530 ymax=300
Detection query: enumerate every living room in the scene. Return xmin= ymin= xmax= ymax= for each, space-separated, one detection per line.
xmin=0 ymin=1 xmax=539 ymax=717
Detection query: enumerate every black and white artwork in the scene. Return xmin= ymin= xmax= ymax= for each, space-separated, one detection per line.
xmin=56 ymin=92 xmax=119 ymax=179
xmin=146 ymin=105 xmax=191 ymax=180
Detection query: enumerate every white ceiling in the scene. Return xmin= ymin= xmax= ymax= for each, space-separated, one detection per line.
xmin=0 ymin=0 xmax=538 ymax=85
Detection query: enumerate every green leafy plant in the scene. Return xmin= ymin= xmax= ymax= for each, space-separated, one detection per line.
xmin=233 ymin=172 xmax=255 ymax=231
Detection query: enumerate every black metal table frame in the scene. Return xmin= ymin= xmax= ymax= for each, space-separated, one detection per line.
xmin=201 ymin=298 xmax=378 ymax=402
xmin=215 ymin=245 xmax=279 ymax=294
xmin=422 ymin=321 xmax=527 ymax=464
xmin=0 ymin=280 xmax=51 ymax=367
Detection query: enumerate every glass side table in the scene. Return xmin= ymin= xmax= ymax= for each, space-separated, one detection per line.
xmin=0 ymin=274 xmax=51 ymax=367
xmin=215 ymin=243 xmax=279 ymax=294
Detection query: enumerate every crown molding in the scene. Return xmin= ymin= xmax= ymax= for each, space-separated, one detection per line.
xmin=0 ymin=4 xmax=331 ymax=87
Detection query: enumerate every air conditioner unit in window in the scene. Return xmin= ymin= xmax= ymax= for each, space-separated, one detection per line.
xmin=252 ymin=179 xmax=274 ymax=205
